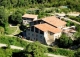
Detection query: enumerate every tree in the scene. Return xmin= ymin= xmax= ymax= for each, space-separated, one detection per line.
xmin=0 ymin=0 xmax=11 ymax=8
xmin=74 ymin=48 xmax=80 ymax=57
xmin=10 ymin=10 xmax=22 ymax=24
xmin=77 ymin=37 xmax=80 ymax=45
xmin=24 ymin=41 xmax=47 ymax=57
xmin=74 ymin=37 xmax=80 ymax=45
xmin=15 ymin=12 xmax=22 ymax=24
xmin=74 ymin=32 xmax=80 ymax=39
xmin=11 ymin=0 xmax=18 ymax=7
xmin=57 ymin=34 xmax=73 ymax=48
xmin=0 ymin=7 xmax=8 ymax=27
xmin=74 ymin=31 xmax=80 ymax=45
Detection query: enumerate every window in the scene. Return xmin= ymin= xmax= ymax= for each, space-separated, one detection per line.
xmin=24 ymin=18 xmax=26 ymax=20
xmin=40 ymin=30 xmax=44 ymax=34
xmin=33 ymin=21 xmax=37 ymax=25
xmin=30 ymin=22 xmax=34 ymax=26
xmin=31 ymin=26 xmax=34 ymax=32
xmin=50 ymin=32 xmax=53 ymax=35
xmin=35 ymin=28 xmax=39 ymax=33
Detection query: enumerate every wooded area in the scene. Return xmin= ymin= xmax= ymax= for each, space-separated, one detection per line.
xmin=0 ymin=0 xmax=80 ymax=11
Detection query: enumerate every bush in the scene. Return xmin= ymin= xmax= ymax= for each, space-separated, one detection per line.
xmin=48 ymin=47 xmax=75 ymax=57
xmin=0 ymin=48 xmax=21 ymax=57
xmin=57 ymin=34 xmax=73 ymax=48
xmin=25 ymin=41 xmax=48 ymax=57
xmin=68 ymin=16 xmax=80 ymax=22
xmin=0 ymin=36 xmax=28 ymax=47
xmin=74 ymin=48 xmax=80 ymax=57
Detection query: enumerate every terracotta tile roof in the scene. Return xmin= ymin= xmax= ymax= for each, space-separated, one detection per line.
xmin=22 ymin=14 xmax=38 ymax=19
xmin=42 ymin=16 xmax=66 ymax=27
xmin=34 ymin=23 xmax=62 ymax=33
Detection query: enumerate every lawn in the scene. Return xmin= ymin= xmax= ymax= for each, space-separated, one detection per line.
xmin=5 ymin=26 xmax=17 ymax=35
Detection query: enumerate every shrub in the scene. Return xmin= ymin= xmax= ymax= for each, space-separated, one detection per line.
xmin=57 ymin=34 xmax=73 ymax=48
xmin=74 ymin=48 xmax=80 ymax=57
xmin=48 ymin=47 xmax=75 ymax=57
xmin=0 ymin=36 xmax=28 ymax=47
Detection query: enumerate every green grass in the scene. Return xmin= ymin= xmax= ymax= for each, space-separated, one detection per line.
xmin=0 ymin=48 xmax=21 ymax=57
xmin=5 ymin=26 xmax=17 ymax=35
xmin=0 ymin=36 xmax=29 ymax=48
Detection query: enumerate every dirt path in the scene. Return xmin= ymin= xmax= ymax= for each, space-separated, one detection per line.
xmin=10 ymin=24 xmax=19 ymax=35
xmin=45 ymin=53 xmax=66 ymax=57
xmin=11 ymin=26 xmax=19 ymax=35
xmin=0 ymin=43 xmax=7 ymax=47
xmin=0 ymin=43 xmax=24 ymax=50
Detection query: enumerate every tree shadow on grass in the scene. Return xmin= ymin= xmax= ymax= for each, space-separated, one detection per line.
xmin=12 ymin=51 xmax=25 ymax=57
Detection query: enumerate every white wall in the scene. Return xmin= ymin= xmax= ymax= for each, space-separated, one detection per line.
xmin=44 ymin=32 xmax=62 ymax=45
xmin=34 ymin=17 xmax=38 ymax=20
xmin=44 ymin=31 xmax=50 ymax=45
xmin=44 ymin=31 xmax=55 ymax=45
xmin=53 ymin=32 xmax=62 ymax=40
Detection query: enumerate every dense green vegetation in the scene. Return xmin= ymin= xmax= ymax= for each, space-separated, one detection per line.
xmin=68 ymin=16 xmax=80 ymax=23
xmin=0 ymin=36 xmax=29 ymax=47
xmin=9 ymin=10 xmax=23 ymax=24
xmin=24 ymin=42 xmax=48 ymax=57
xmin=48 ymin=47 xmax=75 ymax=57
xmin=0 ymin=41 xmax=48 ymax=57
xmin=74 ymin=48 xmax=80 ymax=57
xmin=0 ymin=0 xmax=80 ymax=12
xmin=0 ymin=7 xmax=8 ymax=27
xmin=5 ymin=26 xmax=17 ymax=35
xmin=66 ymin=20 xmax=80 ymax=31
xmin=56 ymin=34 xmax=73 ymax=48
xmin=0 ymin=36 xmax=80 ymax=57
xmin=0 ymin=48 xmax=21 ymax=57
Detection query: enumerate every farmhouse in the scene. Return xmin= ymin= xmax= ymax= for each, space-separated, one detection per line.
xmin=22 ymin=14 xmax=38 ymax=25
xmin=25 ymin=16 xmax=66 ymax=45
